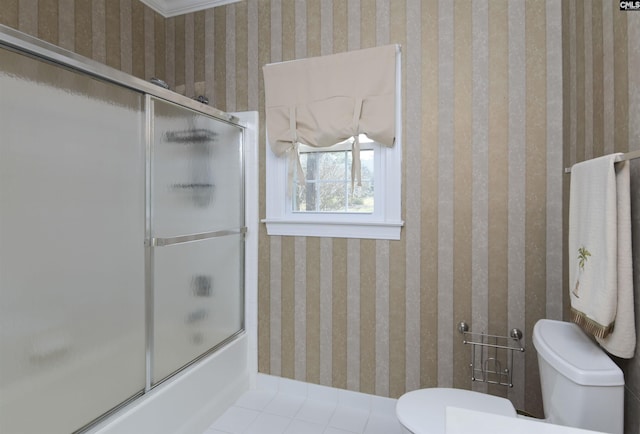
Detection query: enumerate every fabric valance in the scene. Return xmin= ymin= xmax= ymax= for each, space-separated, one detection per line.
xmin=263 ymin=44 xmax=398 ymax=186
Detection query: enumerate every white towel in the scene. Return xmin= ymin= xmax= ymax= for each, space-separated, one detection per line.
xmin=569 ymin=154 xmax=635 ymax=358
xmin=596 ymin=159 xmax=635 ymax=358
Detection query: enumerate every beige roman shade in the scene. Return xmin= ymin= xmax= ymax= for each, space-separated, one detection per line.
xmin=263 ymin=44 xmax=398 ymax=186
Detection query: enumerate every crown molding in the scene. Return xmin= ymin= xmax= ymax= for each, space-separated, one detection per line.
xmin=139 ymin=0 xmax=241 ymax=17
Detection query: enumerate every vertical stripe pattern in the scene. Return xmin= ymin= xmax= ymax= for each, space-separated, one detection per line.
xmin=404 ymin=0 xmax=421 ymax=393
xmin=18 ymin=0 xmax=38 ymax=36
xmin=487 ymin=0 xmax=509 ymax=399
xmin=471 ymin=0 xmax=489 ymax=394
xmin=10 ymin=1 xmax=640 ymax=425
xmin=1 ymin=2 xmax=164 ymax=81
xmin=546 ymin=0 xmax=563 ymax=322
xmin=224 ymin=6 xmax=235 ymax=111
xmin=420 ymin=0 xmax=439 ymax=392
xmin=346 ymin=239 xmax=360 ymax=391
xmin=294 ymin=236 xmax=306 ymax=381
xmin=209 ymin=0 xmax=583 ymax=416
xmin=452 ymin=0 xmax=473 ymax=391
xmin=58 ymin=0 xmax=74 ymax=51
xmin=269 ymin=236 xmax=282 ymax=377
xmin=184 ymin=13 xmax=194 ymax=97
xmin=436 ymin=0 xmax=454 ymax=389
xmin=375 ymin=241 xmax=390 ymax=396
xmin=319 ymin=238 xmax=333 ymax=386
xmin=507 ymin=0 xmax=526 ymax=411
xmin=91 ymin=0 xmax=105 ymax=64
xmin=524 ymin=1 xmax=547 ymax=416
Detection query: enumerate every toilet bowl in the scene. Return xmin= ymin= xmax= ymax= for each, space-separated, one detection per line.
xmin=396 ymin=388 xmax=516 ymax=434
xmin=396 ymin=319 xmax=625 ymax=434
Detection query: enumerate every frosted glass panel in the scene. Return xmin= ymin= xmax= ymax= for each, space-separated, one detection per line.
xmin=152 ymin=235 xmax=244 ymax=384
xmin=0 ymin=48 xmax=145 ymax=433
xmin=152 ymin=98 xmax=244 ymax=237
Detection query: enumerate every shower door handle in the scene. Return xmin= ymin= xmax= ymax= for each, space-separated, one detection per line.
xmin=147 ymin=227 xmax=247 ymax=247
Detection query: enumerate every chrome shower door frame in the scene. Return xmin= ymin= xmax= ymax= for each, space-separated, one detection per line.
xmin=0 ymin=23 xmax=247 ymax=433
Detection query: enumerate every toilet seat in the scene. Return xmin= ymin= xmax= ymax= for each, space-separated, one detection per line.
xmin=396 ymin=388 xmax=517 ymax=434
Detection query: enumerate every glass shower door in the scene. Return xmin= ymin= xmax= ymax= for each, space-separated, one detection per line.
xmin=0 ymin=48 xmax=146 ymax=433
xmin=150 ymin=98 xmax=244 ymax=385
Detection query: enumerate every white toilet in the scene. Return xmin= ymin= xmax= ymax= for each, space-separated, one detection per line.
xmin=396 ymin=319 xmax=625 ymax=434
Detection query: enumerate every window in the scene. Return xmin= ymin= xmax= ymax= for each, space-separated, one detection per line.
xmin=263 ymin=134 xmax=403 ymax=240
xmin=294 ymin=137 xmax=375 ymax=214
xmin=262 ymin=44 xmax=403 ymax=240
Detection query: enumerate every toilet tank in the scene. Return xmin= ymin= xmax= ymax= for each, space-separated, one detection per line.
xmin=533 ymin=320 xmax=624 ymax=434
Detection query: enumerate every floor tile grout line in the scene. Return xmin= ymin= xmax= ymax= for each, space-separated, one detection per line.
xmin=205 ymin=381 xmax=403 ymax=434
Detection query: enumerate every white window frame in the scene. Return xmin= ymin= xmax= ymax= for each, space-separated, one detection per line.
xmin=262 ymin=49 xmax=403 ymax=240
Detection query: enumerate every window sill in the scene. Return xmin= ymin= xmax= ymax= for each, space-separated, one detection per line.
xmin=262 ymin=218 xmax=404 ymax=240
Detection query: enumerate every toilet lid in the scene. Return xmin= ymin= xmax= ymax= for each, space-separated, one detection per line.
xmin=396 ymin=388 xmax=517 ymax=434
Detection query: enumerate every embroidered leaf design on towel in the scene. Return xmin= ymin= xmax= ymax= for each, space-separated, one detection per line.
xmin=578 ymin=247 xmax=591 ymax=269
xmin=572 ymin=246 xmax=591 ymax=298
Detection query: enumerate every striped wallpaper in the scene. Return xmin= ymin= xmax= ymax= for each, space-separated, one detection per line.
xmin=246 ymin=0 xmax=563 ymax=418
xmin=562 ymin=2 xmax=640 ymax=433
xmin=1 ymin=0 xmax=638 ymax=427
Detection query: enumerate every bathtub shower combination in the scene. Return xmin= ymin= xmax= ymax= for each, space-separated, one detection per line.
xmin=0 ymin=25 xmax=256 ymax=434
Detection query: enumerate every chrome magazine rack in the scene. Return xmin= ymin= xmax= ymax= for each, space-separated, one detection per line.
xmin=458 ymin=321 xmax=525 ymax=387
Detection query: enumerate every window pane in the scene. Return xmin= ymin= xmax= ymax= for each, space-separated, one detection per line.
xmin=318 ymin=182 xmax=348 ymax=211
xmin=359 ymin=150 xmax=374 ymax=181
xmin=318 ymin=151 xmax=347 ymax=181
xmin=348 ymin=182 xmax=374 ymax=212
xmin=293 ymin=148 xmax=375 ymax=213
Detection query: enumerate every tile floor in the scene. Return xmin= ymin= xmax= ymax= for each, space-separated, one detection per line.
xmin=203 ymin=374 xmax=404 ymax=434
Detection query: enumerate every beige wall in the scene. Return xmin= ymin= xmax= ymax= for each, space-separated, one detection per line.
xmin=12 ymin=0 xmax=636 ymax=423
xmin=202 ymin=0 xmax=564 ymax=418
xmin=0 ymin=0 xmax=167 ymax=82
xmin=562 ymin=2 xmax=640 ymax=433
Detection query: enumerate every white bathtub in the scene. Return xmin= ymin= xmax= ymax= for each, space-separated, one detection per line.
xmin=84 ymin=111 xmax=259 ymax=434
xmin=88 ymin=333 xmax=250 ymax=434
